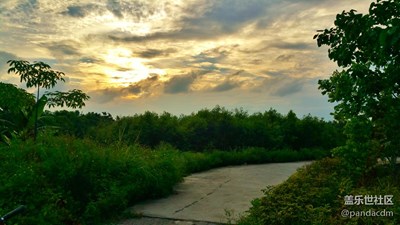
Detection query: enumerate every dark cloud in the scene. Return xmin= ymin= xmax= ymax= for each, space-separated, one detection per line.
xmin=210 ymin=70 xmax=244 ymax=92
xmin=193 ymin=0 xmax=270 ymax=31
xmin=16 ymin=0 xmax=38 ymax=15
xmin=107 ymin=0 xmax=124 ymax=18
xmin=61 ymin=4 xmax=101 ymax=18
xmin=90 ymin=75 xmax=160 ymax=103
xmin=257 ymin=76 xmax=306 ymax=97
xmin=136 ymin=48 xmax=177 ymax=58
xmin=272 ymin=79 xmax=304 ymax=97
xmin=0 ymin=51 xmax=19 ymax=72
xmin=90 ymin=87 xmax=122 ymax=103
xmin=190 ymin=45 xmax=239 ymax=72
xmin=50 ymin=45 xmax=79 ymax=56
xmin=164 ymin=70 xmax=209 ymax=94
xmin=164 ymin=74 xmax=196 ymax=94
xmin=0 ymin=51 xmax=18 ymax=63
xmin=106 ymin=0 xmax=162 ymax=20
xmin=265 ymin=70 xmax=288 ymax=77
xmin=79 ymin=57 xmax=102 ymax=64
xmin=269 ymin=41 xmax=313 ymax=50
xmin=107 ymin=28 xmax=216 ymax=43
xmin=63 ymin=6 xmax=86 ymax=17
xmin=240 ymin=39 xmax=313 ymax=54
xmin=194 ymin=45 xmax=236 ymax=63
xmin=107 ymin=0 xmax=273 ymax=43
xmin=126 ymin=75 xmax=160 ymax=96
xmin=212 ymin=80 xmax=241 ymax=92
xmin=276 ymin=54 xmax=295 ymax=61
xmin=41 ymin=41 xmax=81 ymax=59
xmin=125 ymin=84 xmax=142 ymax=94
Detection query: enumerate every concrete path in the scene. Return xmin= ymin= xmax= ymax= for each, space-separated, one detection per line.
xmin=120 ymin=161 xmax=311 ymax=224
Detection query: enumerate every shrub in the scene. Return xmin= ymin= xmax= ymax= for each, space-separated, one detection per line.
xmin=0 ymin=136 xmax=184 ymax=225
xmin=0 ymin=136 xmax=330 ymax=224
xmin=238 ymin=158 xmax=400 ymax=225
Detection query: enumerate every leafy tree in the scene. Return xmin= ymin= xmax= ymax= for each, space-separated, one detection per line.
xmin=0 ymin=82 xmax=35 ymax=143
xmin=7 ymin=60 xmax=90 ymax=140
xmin=314 ymin=0 xmax=400 ymax=176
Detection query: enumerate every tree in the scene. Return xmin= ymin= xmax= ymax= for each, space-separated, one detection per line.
xmin=7 ymin=60 xmax=90 ymax=140
xmin=314 ymin=0 xmax=400 ymax=176
xmin=0 ymin=82 xmax=35 ymax=143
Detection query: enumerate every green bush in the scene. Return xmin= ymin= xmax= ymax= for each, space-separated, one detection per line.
xmin=0 ymin=136 xmax=329 ymax=224
xmin=0 ymin=136 xmax=185 ymax=225
xmin=238 ymin=158 xmax=400 ymax=225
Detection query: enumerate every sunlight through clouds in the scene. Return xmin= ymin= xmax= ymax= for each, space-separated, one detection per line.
xmin=102 ymin=48 xmax=166 ymax=86
xmin=0 ymin=0 xmax=371 ymax=118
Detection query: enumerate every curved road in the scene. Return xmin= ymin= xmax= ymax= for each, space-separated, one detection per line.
xmin=119 ymin=161 xmax=311 ymax=225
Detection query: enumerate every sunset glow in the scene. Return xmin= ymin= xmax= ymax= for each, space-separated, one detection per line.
xmin=0 ymin=0 xmax=370 ymax=117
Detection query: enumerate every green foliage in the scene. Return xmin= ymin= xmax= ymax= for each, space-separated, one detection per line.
xmin=0 ymin=82 xmax=35 ymax=113
xmin=0 ymin=137 xmax=184 ymax=225
xmin=44 ymin=106 xmax=344 ymax=152
xmin=46 ymin=89 xmax=90 ymax=109
xmin=7 ymin=60 xmax=65 ymax=89
xmin=5 ymin=60 xmax=90 ymax=141
xmin=314 ymin=0 xmax=400 ymax=175
xmin=0 ymin=136 xmax=327 ymax=225
xmin=0 ymin=83 xmax=35 ymax=143
xmin=238 ymin=158 xmax=400 ymax=225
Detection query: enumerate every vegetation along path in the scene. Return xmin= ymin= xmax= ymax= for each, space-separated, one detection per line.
xmin=119 ymin=161 xmax=311 ymax=224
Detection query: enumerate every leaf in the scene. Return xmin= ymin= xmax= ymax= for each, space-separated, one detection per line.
xmin=27 ymin=95 xmax=48 ymax=128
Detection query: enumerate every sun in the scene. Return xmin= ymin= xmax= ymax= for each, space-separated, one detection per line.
xmin=103 ymin=48 xmax=165 ymax=87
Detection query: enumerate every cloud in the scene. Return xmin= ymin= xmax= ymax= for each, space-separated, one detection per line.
xmin=194 ymin=45 xmax=237 ymax=63
xmin=89 ymin=87 xmax=122 ymax=103
xmin=105 ymin=1 xmax=272 ymax=43
xmin=0 ymin=51 xmax=21 ymax=77
xmin=211 ymin=80 xmax=241 ymax=92
xmin=61 ymin=4 xmax=102 ymax=18
xmin=107 ymin=28 xmax=217 ymax=43
xmin=0 ymin=51 xmax=18 ymax=68
xmin=136 ymin=48 xmax=177 ymax=58
xmin=0 ymin=0 xmax=371 ymax=119
xmin=164 ymin=70 xmax=210 ymax=94
xmin=190 ymin=0 xmax=270 ymax=32
xmin=272 ymin=79 xmax=304 ymax=97
xmin=276 ymin=54 xmax=295 ymax=61
xmin=106 ymin=0 xmax=124 ymax=18
xmin=41 ymin=41 xmax=81 ymax=59
xmin=164 ymin=74 xmax=197 ymax=94
xmin=256 ymin=75 xmax=307 ymax=97
xmin=207 ymin=70 xmax=244 ymax=92
xmin=79 ymin=57 xmax=102 ymax=64
xmin=269 ymin=41 xmax=313 ymax=50
xmin=106 ymin=0 xmax=166 ymax=20
xmin=62 ymin=6 xmax=87 ymax=17
xmin=90 ymin=75 xmax=161 ymax=103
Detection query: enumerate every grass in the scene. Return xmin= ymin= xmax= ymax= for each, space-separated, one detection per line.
xmin=237 ymin=158 xmax=400 ymax=225
xmin=0 ymin=136 xmax=327 ymax=225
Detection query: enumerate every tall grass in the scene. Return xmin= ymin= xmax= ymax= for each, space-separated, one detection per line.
xmin=0 ymin=136 xmax=328 ymax=224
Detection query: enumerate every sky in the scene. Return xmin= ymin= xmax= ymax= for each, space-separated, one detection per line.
xmin=0 ymin=0 xmax=370 ymax=119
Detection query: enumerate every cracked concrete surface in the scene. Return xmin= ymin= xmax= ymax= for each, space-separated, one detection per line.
xmin=121 ymin=161 xmax=311 ymax=224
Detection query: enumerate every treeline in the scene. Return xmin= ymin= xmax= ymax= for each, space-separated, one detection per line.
xmin=40 ymin=106 xmax=345 ymax=151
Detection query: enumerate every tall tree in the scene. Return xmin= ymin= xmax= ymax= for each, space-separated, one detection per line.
xmin=314 ymin=0 xmax=400 ymax=176
xmin=7 ymin=60 xmax=90 ymax=140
